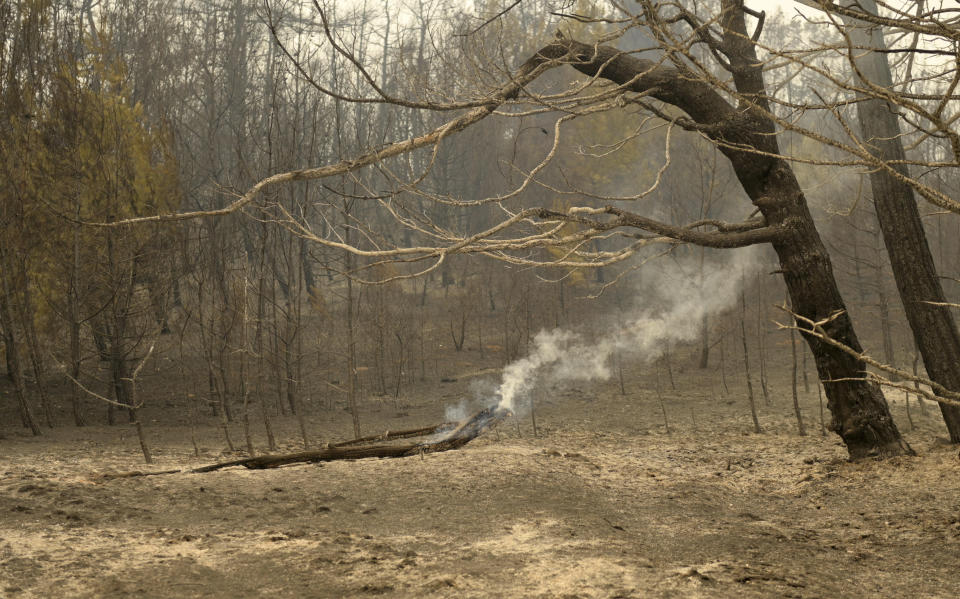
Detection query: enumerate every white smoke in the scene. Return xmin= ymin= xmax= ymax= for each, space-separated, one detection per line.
xmin=494 ymin=247 xmax=760 ymax=413
xmin=446 ymin=378 xmax=499 ymax=421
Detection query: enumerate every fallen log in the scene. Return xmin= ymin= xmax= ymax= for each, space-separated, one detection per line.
xmin=187 ymin=423 xmax=453 ymax=473
xmin=191 ymin=406 xmax=508 ymax=473
xmin=330 ymin=422 xmax=456 ymax=448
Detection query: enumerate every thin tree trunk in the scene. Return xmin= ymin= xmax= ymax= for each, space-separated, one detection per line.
xmin=130 ymin=376 xmax=153 ymax=465
xmin=257 ymin=311 xmax=277 ymax=452
xmin=663 ymin=346 xmax=676 ymax=391
xmin=283 ymin=297 xmax=300 ymax=418
xmin=255 ymin=238 xmax=277 ymax=452
xmin=133 ymin=418 xmax=153 ymax=465
xmin=344 ymin=210 xmax=361 ymax=439
xmin=741 ymin=277 xmax=761 ymax=434
xmin=789 ymin=294 xmax=807 ymax=436
xmin=213 ymin=364 xmax=235 ymax=452
xmin=270 ymin=279 xmax=287 ymax=417
xmin=110 ymin=353 xmax=132 ymax=423
xmin=756 ymin=272 xmax=770 ymax=406
xmin=68 ymin=233 xmax=85 ymax=426
xmin=699 ymin=313 xmax=709 ymax=369
xmin=913 ymin=352 xmax=926 ymax=416
xmin=0 ymin=267 xmax=40 ymax=436
xmin=294 ymin=244 xmax=309 ymax=449
xmin=394 ymin=332 xmax=405 ymax=400
xmin=905 ymin=390 xmax=915 ymax=431
xmin=655 ymin=366 xmax=670 ymax=434
xmin=18 ymin=285 xmax=52 ymax=427
xmin=419 ymin=311 xmax=427 ymax=381
xmin=240 ymin=279 xmax=255 ymax=457
xmin=530 ymin=389 xmax=539 ymax=438
xmin=376 ymin=286 xmax=388 ymax=393
xmin=216 ymin=349 xmax=232 ymax=423
xmin=617 ymin=350 xmax=626 ymax=396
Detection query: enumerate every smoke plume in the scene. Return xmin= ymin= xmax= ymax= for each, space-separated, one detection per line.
xmin=493 ymin=248 xmax=759 ymax=413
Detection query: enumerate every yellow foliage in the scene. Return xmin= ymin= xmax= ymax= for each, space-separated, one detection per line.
xmin=56 ymin=34 xmax=180 ymax=221
xmin=1 ymin=31 xmax=181 ymax=330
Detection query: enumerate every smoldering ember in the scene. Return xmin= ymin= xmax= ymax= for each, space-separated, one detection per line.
xmin=3 ymin=1 xmax=960 ymax=597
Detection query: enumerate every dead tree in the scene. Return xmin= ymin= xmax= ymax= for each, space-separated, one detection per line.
xmin=520 ymin=21 xmax=909 ymax=457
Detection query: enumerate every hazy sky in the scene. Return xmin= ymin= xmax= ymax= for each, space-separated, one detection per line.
xmin=748 ymin=0 xmax=820 ymax=18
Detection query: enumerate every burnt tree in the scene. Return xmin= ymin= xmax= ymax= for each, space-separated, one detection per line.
xmin=526 ymin=5 xmax=908 ymax=457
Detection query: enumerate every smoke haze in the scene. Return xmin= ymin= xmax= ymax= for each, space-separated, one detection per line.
xmin=492 ymin=247 xmax=760 ymax=414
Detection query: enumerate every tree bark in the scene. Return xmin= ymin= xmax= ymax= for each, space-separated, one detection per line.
xmin=344 ymin=205 xmax=361 ymax=439
xmin=68 ymin=218 xmax=85 ymax=426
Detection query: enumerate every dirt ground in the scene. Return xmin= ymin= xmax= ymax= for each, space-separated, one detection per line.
xmin=2 ymin=364 xmax=960 ymax=599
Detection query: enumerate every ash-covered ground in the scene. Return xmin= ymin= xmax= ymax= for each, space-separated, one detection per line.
xmin=2 ymin=365 xmax=959 ymax=598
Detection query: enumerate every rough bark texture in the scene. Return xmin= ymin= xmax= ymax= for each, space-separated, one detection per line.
xmin=842 ymin=0 xmax=960 ymax=442
xmin=531 ymin=6 xmax=909 ymax=457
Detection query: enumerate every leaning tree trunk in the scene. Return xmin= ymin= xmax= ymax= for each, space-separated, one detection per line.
xmin=838 ymin=0 xmax=960 ymax=441
xmin=717 ymin=3 xmax=907 ymax=457
xmin=537 ymin=2 xmax=909 ymax=457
